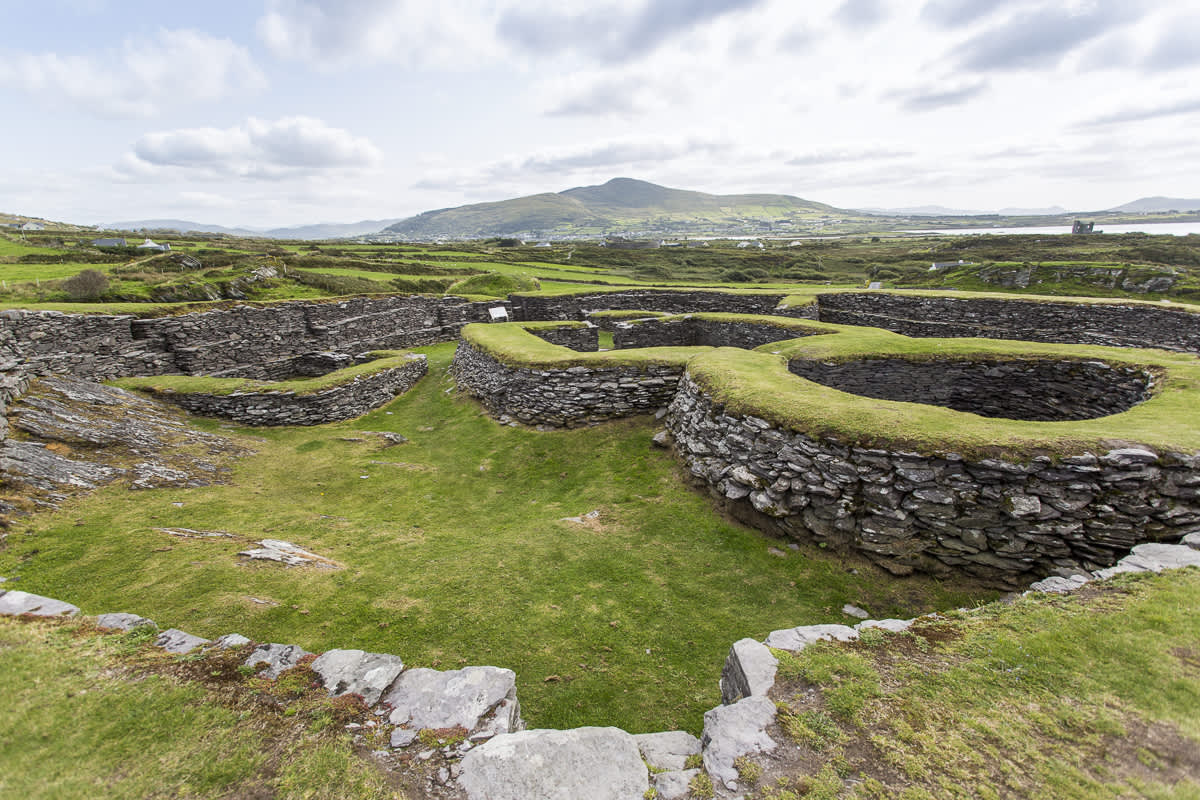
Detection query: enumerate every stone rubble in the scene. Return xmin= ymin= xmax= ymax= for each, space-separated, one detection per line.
xmin=237 ymin=540 xmax=339 ymax=568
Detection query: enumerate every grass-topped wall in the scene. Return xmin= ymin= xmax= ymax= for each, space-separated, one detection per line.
xmin=668 ymin=331 xmax=1200 ymax=586
xmin=113 ymin=351 xmax=428 ymax=426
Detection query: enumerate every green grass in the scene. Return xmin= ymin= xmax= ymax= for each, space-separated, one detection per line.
xmin=112 ymin=351 xmax=422 ymax=396
xmin=0 ymin=237 xmax=65 ymax=257
xmin=769 ymin=570 xmax=1200 ymax=798
xmin=0 ymin=617 xmax=398 ymax=800
xmin=687 ymin=329 xmax=1200 ymax=458
xmin=0 ymin=261 xmax=121 ymax=283
xmin=0 ymin=342 xmax=986 ymax=734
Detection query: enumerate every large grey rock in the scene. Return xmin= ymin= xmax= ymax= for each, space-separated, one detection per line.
xmin=244 ymin=643 xmax=312 ymax=678
xmin=458 ymin=727 xmax=649 ymax=800
xmin=764 ymin=623 xmax=858 ymax=652
xmin=155 ymin=628 xmax=210 ymax=654
xmin=654 ymin=769 xmax=700 ymax=800
xmin=720 ymin=637 xmax=779 ymax=705
xmin=634 ymin=730 xmax=701 ymax=772
xmin=385 ymin=666 xmax=519 ymax=732
xmin=95 ymin=612 xmax=157 ymax=631
xmin=311 ymin=649 xmax=404 ymax=706
xmin=1183 ymin=531 xmax=1200 ymax=550
xmin=0 ymin=590 xmax=79 ymax=618
xmin=701 ymin=695 xmax=777 ymax=790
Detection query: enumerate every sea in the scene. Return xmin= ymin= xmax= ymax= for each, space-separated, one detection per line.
xmin=905 ymin=222 xmax=1200 ymax=237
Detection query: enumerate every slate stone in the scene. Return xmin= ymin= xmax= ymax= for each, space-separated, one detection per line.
xmin=764 ymin=623 xmax=859 ymax=652
xmin=390 ymin=728 xmax=419 ymax=749
xmin=1028 ymin=575 xmax=1091 ymax=594
xmin=311 ymin=649 xmax=405 ymax=706
xmin=95 ymin=612 xmax=157 ymax=631
xmin=1119 ymin=543 xmax=1200 ymax=573
xmin=458 ymin=727 xmax=649 ymax=800
xmin=1184 ymin=531 xmax=1200 ymax=550
xmin=0 ymin=590 xmax=79 ymax=618
xmin=701 ymin=695 xmax=777 ymax=790
xmin=719 ymin=638 xmax=778 ymax=705
xmin=654 ymin=768 xmax=700 ymax=800
xmin=244 ymin=643 xmax=312 ymax=678
xmin=384 ymin=666 xmax=518 ymax=732
xmin=155 ymin=628 xmax=210 ymax=654
xmin=633 ymin=730 xmax=701 ymax=772
xmin=237 ymin=540 xmax=338 ymax=568
xmin=842 ymin=603 xmax=870 ymax=619
xmin=214 ymin=633 xmax=252 ymax=648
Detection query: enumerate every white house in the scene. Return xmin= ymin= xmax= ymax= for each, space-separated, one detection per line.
xmin=20 ymin=221 xmax=44 ymax=231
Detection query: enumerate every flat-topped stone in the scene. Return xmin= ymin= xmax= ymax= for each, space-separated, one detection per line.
xmin=155 ymin=628 xmax=210 ymax=654
xmin=95 ymin=612 xmax=157 ymax=631
xmin=311 ymin=649 xmax=405 ymax=707
xmin=244 ymin=643 xmax=312 ymax=678
xmin=701 ymin=695 xmax=777 ymax=790
xmin=0 ymin=590 xmax=79 ymax=618
xmin=213 ymin=633 xmax=252 ymax=649
xmin=764 ymin=623 xmax=859 ymax=652
xmin=458 ymin=727 xmax=648 ymax=800
xmin=633 ymin=730 xmax=701 ymax=772
xmin=385 ymin=665 xmax=519 ymax=733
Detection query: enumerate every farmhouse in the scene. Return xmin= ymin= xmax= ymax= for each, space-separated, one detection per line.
xmin=91 ymin=237 xmax=127 ymax=248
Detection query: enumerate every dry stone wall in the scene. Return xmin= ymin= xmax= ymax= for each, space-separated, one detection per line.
xmin=788 ymin=357 xmax=1155 ymax=422
xmin=451 ymin=341 xmax=681 ymax=427
xmin=612 ymin=316 xmax=819 ymax=351
xmin=816 ymin=293 xmax=1200 ymax=353
xmin=527 ymin=325 xmax=600 ymax=352
xmin=511 ymin=290 xmax=817 ymax=322
xmin=666 ymin=373 xmax=1200 ymax=588
xmin=0 ymin=296 xmax=502 ymax=381
xmin=148 ymin=355 xmax=428 ymax=426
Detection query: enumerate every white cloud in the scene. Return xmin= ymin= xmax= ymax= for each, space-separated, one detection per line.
xmin=257 ymin=0 xmax=502 ymax=67
xmin=121 ymin=117 xmax=382 ymax=180
xmin=0 ymin=30 xmax=266 ymax=117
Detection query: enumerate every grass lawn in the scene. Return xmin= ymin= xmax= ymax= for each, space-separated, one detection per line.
xmin=766 ymin=569 xmax=1200 ymax=798
xmin=0 ymin=617 xmax=398 ymax=800
xmin=0 ymin=342 xmax=989 ymax=734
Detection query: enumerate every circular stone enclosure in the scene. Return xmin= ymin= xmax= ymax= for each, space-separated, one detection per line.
xmin=788 ymin=356 xmax=1157 ymax=421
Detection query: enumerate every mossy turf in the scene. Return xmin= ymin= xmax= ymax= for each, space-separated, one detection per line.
xmin=0 ymin=617 xmax=398 ymax=800
xmin=111 ymin=350 xmax=422 ymax=397
xmin=768 ymin=569 xmax=1200 ymax=799
xmin=0 ymin=343 xmax=987 ymax=734
xmin=683 ymin=329 xmax=1200 ymax=459
xmin=460 ymin=315 xmax=838 ymax=369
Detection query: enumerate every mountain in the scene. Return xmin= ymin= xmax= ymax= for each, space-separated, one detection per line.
xmin=382 ymin=177 xmax=843 ymax=238
xmin=1108 ymin=197 xmax=1200 ymax=213
xmin=105 ymin=218 xmax=402 ymax=240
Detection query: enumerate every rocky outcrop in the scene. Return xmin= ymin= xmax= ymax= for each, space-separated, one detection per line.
xmin=0 ymin=376 xmax=249 ymax=512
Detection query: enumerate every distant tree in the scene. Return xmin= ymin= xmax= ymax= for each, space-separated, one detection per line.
xmin=61 ymin=269 xmax=109 ymax=300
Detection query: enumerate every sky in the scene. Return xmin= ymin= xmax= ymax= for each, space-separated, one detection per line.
xmin=1 ymin=0 xmax=1198 ymax=228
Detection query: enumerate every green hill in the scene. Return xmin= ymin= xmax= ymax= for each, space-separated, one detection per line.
xmin=382 ymin=177 xmax=847 ymax=238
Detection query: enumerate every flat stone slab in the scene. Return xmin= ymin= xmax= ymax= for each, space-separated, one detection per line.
xmin=764 ymin=623 xmax=859 ymax=652
xmin=701 ymin=695 xmax=777 ymax=790
xmin=155 ymin=628 xmax=210 ymax=654
xmin=95 ymin=612 xmax=157 ymax=631
xmin=634 ymin=730 xmax=701 ymax=772
xmin=214 ymin=633 xmax=252 ymax=649
xmin=1095 ymin=543 xmax=1200 ymax=579
xmin=385 ymin=666 xmax=517 ymax=732
xmin=458 ymin=727 xmax=649 ymax=800
xmin=0 ymin=590 xmax=79 ymax=618
xmin=1183 ymin=531 xmax=1200 ymax=550
xmin=244 ymin=643 xmax=312 ymax=678
xmin=311 ymin=649 xmax=405 ymax=707
xmin=1029 ymin=575 xmax=1092 ymax=594
xmin=720 ymin=637 xmax=778 ymax=704
xmin=238 ymin=539 xmax=339 ymax=568
xmin=654 ymin=768 xmax=700 ymax=800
